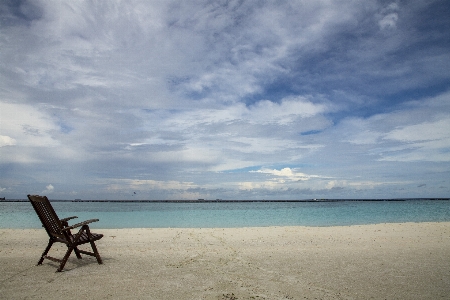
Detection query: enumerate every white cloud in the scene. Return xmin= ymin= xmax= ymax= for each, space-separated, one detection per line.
xmin=123 ymin=179 xmax=197 ymax=191
xmin=247 ymin=97 xmax=326 ymax=125
xmin=126 ymin=96 xmax=327 ymax=172
xmin=379 ymin=13 xmax=399 ymax=30
xmin=380 ymin=118 xmax=450 ymax=162
xmin=0 ymin=135 xmax=16 ymax=147
xmin=157 ymin=96 xmax=326 ymax=130
xmin=378 ymin=2 xmax=400 ymax=30
xmin=326 ymin=180 xmax=397 ymax=190
xmin=384 ymin=119 xmax=450 ymax=142
xmin=237 ymin=181 xmax=281 ymax=191
xmin=0 ymin=102 xmax=59 ymax=147
xmin=45 ymin=184 xmax=54 ymax=193
xmin=102 ymin=179 xmax=200 ymax=200
xmin=253 ymin=167 xmax=322 ymax=182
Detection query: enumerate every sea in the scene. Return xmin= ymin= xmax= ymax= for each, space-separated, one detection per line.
xmin=1 ymin=199 xmax=449 ymax=229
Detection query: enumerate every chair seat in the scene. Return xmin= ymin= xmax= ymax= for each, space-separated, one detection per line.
xmin=56 ymin=232 xmax=103 ymax=244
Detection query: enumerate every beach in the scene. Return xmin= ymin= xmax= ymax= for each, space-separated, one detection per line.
xmin=1 ymin=222 xmax=449 ymax=299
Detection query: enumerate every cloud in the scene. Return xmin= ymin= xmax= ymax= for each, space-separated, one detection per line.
xmin=0 ymin=102 xmax=59 ymax=147
xmin=247 ymin=97 xmax=326 ymax=125
xmin=0 ymin=0 xmax=449 ymax=200
xmin=378 ymin=2 xmax=400 ymax=30
xmin=97 ymin=178 xmax=204 ymax=200
xmin=327 ymin=91 xmax=450 ymax=163
xmin=45 ymin=184 xmax=54 ymax=193
xmin=0 ymin=135 xmax=16 ymax=147
xmin=378 ymin=13 xmax=398 ymax=30
xmin=380 ymin=116 xmax=450 ymax=162
xmin=123 ymin=96 xmax=327 ymax=172
xmin=252 ymin=167 xmax=322 ymax=182
xmin=384 ymin=119 xmax=450 ymax=142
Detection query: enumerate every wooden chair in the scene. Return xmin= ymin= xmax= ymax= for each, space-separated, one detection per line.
xmin=27 ymin=194 xmax=103 ymax=272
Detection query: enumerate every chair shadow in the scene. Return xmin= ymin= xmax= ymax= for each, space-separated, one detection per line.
xmin=42 ymin=255 xmax=113 ymax=272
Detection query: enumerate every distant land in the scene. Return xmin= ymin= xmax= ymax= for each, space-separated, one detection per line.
xmin=1 ymin=198 xmax=449 ymax=203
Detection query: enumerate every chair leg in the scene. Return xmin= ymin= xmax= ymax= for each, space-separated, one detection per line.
xmin=90 ymin=241 xmax=103 ymax=264
xmin=84 ymin=226 xmax=102 ymax=264
xmin=74 ymin=247 xmax=83 ymax=259
xmin=57 ymin=246 xmax=74 ymax=272
xmin=38 ymin=239 xmax=54 ymax=265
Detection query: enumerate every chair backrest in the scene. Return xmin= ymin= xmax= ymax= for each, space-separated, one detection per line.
xmin=28 ymin=195 xmax=65 ymax=239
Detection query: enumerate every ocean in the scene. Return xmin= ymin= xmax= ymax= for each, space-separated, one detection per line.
xmin=1 ymin=199 xmax=449 ymax=229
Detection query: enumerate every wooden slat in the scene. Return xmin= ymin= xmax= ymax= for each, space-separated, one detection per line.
xmin=43 ymin=255 xmax=63 ymax=263
xmin=77 ymin=250 xmax=96 ymax=257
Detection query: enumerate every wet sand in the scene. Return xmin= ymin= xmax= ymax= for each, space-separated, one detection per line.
xmin=1 ymin=222 xmax=449 ymax=299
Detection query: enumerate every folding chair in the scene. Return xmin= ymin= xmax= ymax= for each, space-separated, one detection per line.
xmin=27 ymin=194 xmax=103 ymax=272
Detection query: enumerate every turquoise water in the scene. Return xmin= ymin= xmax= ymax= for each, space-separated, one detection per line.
xmin=1 ymin=200 xmax=449 ymax=228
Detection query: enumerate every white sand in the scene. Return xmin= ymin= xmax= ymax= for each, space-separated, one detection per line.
xmin=1 ymin=222 xmax=449 ymax=299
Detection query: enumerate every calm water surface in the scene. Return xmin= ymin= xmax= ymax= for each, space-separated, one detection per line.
xmin=1 ymin=200 xmax=449 ymax=228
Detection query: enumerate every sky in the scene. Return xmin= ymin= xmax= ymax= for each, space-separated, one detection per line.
xmin=1 ymin=0 xmax=450 ymax=200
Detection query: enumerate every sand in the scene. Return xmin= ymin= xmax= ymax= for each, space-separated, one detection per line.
xmin=1 ymin=222 xmax=449 ymax=299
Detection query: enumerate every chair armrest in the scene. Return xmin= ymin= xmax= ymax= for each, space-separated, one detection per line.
xmin=62 ymin=219 xmax=99 ymax=231
xmin=60 ymin=216 xmax=78 ymax=222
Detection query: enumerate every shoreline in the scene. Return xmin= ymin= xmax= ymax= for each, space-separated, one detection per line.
xmin=1 ymin=222 xmax=449 ymax=299
xmin=2 ymin=198 xmax=449 ymax=202
xmin=3 ymin=220 xmax=450 ymax=230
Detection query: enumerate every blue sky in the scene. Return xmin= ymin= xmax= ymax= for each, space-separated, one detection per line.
xmin=1 ymin=0 xmax=449 ymax=200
